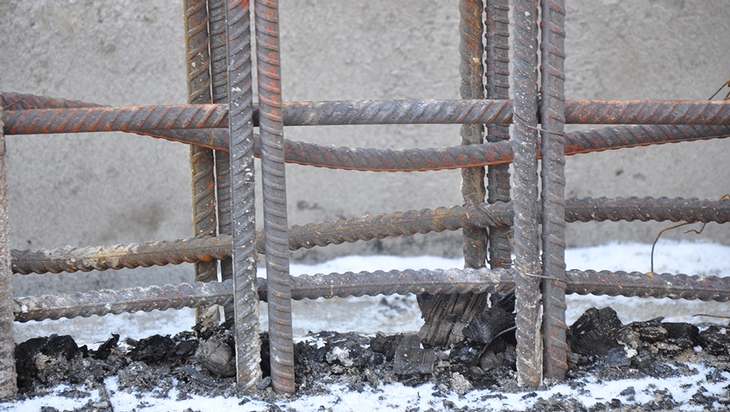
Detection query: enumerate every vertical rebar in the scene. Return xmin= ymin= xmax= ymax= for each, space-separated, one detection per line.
xmin=512 ymin=0 xmax=543 ymax=387
xmin=226 ymin=0 xmax=263 ymax=388
xmin=417 ymin=0 xmax=489 ymax=349
xmin=485 ymin=0 xmax=513 ymax=270
xmin=460 ymin=0 xmax=487 ymax=269
xmin=184 ymin=0 xmax=220 ymax=326
xmin=209 ymin=0 xmax=235 ymax=321
xmin=255 ymin=0 xmax=295 ymax=394
xmin=0 ymin=103 xmax=17 ymax=400
xmin=540 ymin=0 xmax=568 ymax=380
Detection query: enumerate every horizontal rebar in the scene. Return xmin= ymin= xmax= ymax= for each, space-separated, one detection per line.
xmin=566 ymin=269 xmax=730 ymax=301
xmin=3 ymin=93 xmax=729 ymax=172
xmin=13 ymin=280 xmax=233 ymax=322
xmin=565 ymin=196 xmax=730 ymax=223
xmin=566 ymin=100 xmax=730 ymax=125
xmin=10 ymin=196 xmax=728 ymax=275
xmin=11 ymin=236 xmax=231 ymax=274
xmin=3 ymin=105 xmax=228 ymax=135
xmin=4 ymin=99 xmax=730 ymax=137
xmin=14 ymin=267 xmax=730 ymax=322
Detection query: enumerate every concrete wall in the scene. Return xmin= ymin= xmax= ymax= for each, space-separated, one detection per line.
xmin=1 ymin=0 xmax=728 ymax=295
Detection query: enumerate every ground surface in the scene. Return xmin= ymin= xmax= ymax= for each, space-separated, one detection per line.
xmin=2 ymin=242 xmax=729 ymax=411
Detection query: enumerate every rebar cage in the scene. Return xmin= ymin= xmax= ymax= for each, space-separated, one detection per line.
xmin=1 ymin=0 xmax=730 ymax=397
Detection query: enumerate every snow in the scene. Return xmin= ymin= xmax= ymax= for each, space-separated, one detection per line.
xmin=2 ymin=240 xmax=730 ymax=411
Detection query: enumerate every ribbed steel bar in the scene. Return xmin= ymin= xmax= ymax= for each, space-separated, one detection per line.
xmin=565 ymin=270 xmax=730 ymax=301
xmin=3 ymin=105 xmax=228 ymax=134
xmin=565 ymin=196 xmax=730 ymax=223
xmin=0 ymin=103 xmax=17 ymax=399
xmin=6 ymin=105 xmax=728 ymax=173
xmin=5 ymin=97 xmax=730 ymax=133
xmin=460 ymin=0 xmax=487 ymax=269
xmin=9 ymin=196 xmax=729 ymax=276
xmin=15 ymin=267 xmax=730 ymax=323
xmin=208 ymin=0 xmax=234 ymax=321
xmin=0 ymin=92 xmax=232 ymax=150
xmin=566 ymin=100 xmax=730 ymax=125
xmin=540 ymin=0 xmax=568 ymax=381
xmin=282 ymin=202 xmax=510 ymax=252
xmin=416 ymin=0 xmax=489 ymax=350
xmin=12 ymin=269 xmax=510 ymax=322
xmin=184 ymin=0 xmax=219 ymax=326
xmin=485 ymin=0 xmax=513 ymax=271
xmin=11 ymin=236 xmax=231 ymax=275
xmin=226 ymin=0 xmax=263 ymax=389
xmin=274 ymin=99 xmax=514 ymax=125
xmin=13 ymin=280 xmax=234 ymax=323
xmin=1 ymin=100 xmax=515 ymax=134
xmin=255 ymin=0 xmax=295 ymax=394
xmin=512 ymin=0 xmax=542 ymax=388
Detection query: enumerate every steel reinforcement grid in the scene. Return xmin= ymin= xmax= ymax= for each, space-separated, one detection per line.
xmin=1 ymin=0 xmax=730 ymax=397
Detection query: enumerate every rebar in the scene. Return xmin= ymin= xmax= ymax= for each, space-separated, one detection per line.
xmin=226 ymin=0 xmax=263 ymax=389
xmin=566 ymin=196 xmax=730 ymax=223
xmin=565 ymin=270 xmax=730 ymax=301
xmin=6 ymin=99 xmax=730 ymax=135
xmin=208 ymin=0 xmax=235 ymax=321
xmin=10 ymin=196 xmax=729 ymax=275
xmin=512 ymin=0 xmax=542 ymax=388
xmin=184 ymin=0 xmax=219 ymax=326
xmin=11 ymin=236 xmax=231 ymax=275
xmin=540 ymin=0 xmax=568 ymax=381
xmin=485 ymin=0 xmax=513 ymax=271
xmin=3 ymin=105 xmax=228 ymax=134
xmin=13 ymin=280 xmax=234 ymax=323
xmin=416 ymin=0 xmax=489 ymax=350
xmin=282 ymin=202 xmax=509 ymax=251
xmin=255 ymin=0 xmax=295 ymax=394
xmin=6 ymin=99 xmax=728 ymax=174
xmin=0 ymin=103 xmax=17 ymax=399
xmin=15 ymin=268 xmax=730 ymax=323
xmin=566 ymin=99 xmax=730 ymax=125
xmin=460 ymin=0 xmax=487 ymax=269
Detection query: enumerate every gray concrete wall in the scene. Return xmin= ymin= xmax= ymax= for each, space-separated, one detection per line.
xmin=1 ymin=0 xmax=728 ymax=296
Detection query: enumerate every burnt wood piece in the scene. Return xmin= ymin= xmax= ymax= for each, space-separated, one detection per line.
xmin=393 ymin=334 xmax=436 ymax=375
xmin=567 ymin=307 xmax=624 ymax=357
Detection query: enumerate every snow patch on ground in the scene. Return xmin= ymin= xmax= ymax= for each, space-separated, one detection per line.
xmin=3 ymin=241 xmax=730 ymax=411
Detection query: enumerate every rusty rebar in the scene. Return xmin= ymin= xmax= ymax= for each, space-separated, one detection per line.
xmin=6 ymin=99 xmax=728 ymax=174
xmin=416 ymin=0 xmax=489 ymax=350
xmin=10 ymin=236 xmax=231 ymax=274
xmin=184 ymin=0 xmax=219 ymax=326
xmin=13 ymin=280 xmax=234 ymax=323
xmin=540 ymin=0 xmax=568 ymax=381
xmin=0 ymin=103 xmax=17 ymax=399
xmin=184 ymin=0 xmax=220 ymax=323
xmin=485 ymin=0 xmax=513 ymax=271
xmin=10 ymin=196 xmax=729 ymax=275
xmin=15 ymin=268 xmax=730 ymax=323
xmin=512 ymin=0 xmax=542 ymax=388
xmin=226 ymin=0 xmax=263 ymax=389
xmin=208 ymin=0 xmax=234 ymax=321
xmin=6 ymin=99 xmax=730 ymax=136
xmin=565 ymin=270 xmax=730 ymax=301
xmin=1 ymin=92 xmax=231 ymax=150
xmin=3 ymin=104 xmax=228 ymax=134
xmin=460 ymin=0 xmax=487 ymax=269
xmin=255 ymin=0 xmax=295 ymax=394
xmin=565 ymin=196 xmax=730 ymax=223
xmin=566 ymin=99 xmax=730 ymax=125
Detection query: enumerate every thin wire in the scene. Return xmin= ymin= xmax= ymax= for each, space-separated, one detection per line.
xmin=708 ymin=78 xmax=730 ymax=100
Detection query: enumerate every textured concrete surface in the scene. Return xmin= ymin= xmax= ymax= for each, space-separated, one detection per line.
xmin=1 ymin=0 xmax=729 ymax=295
